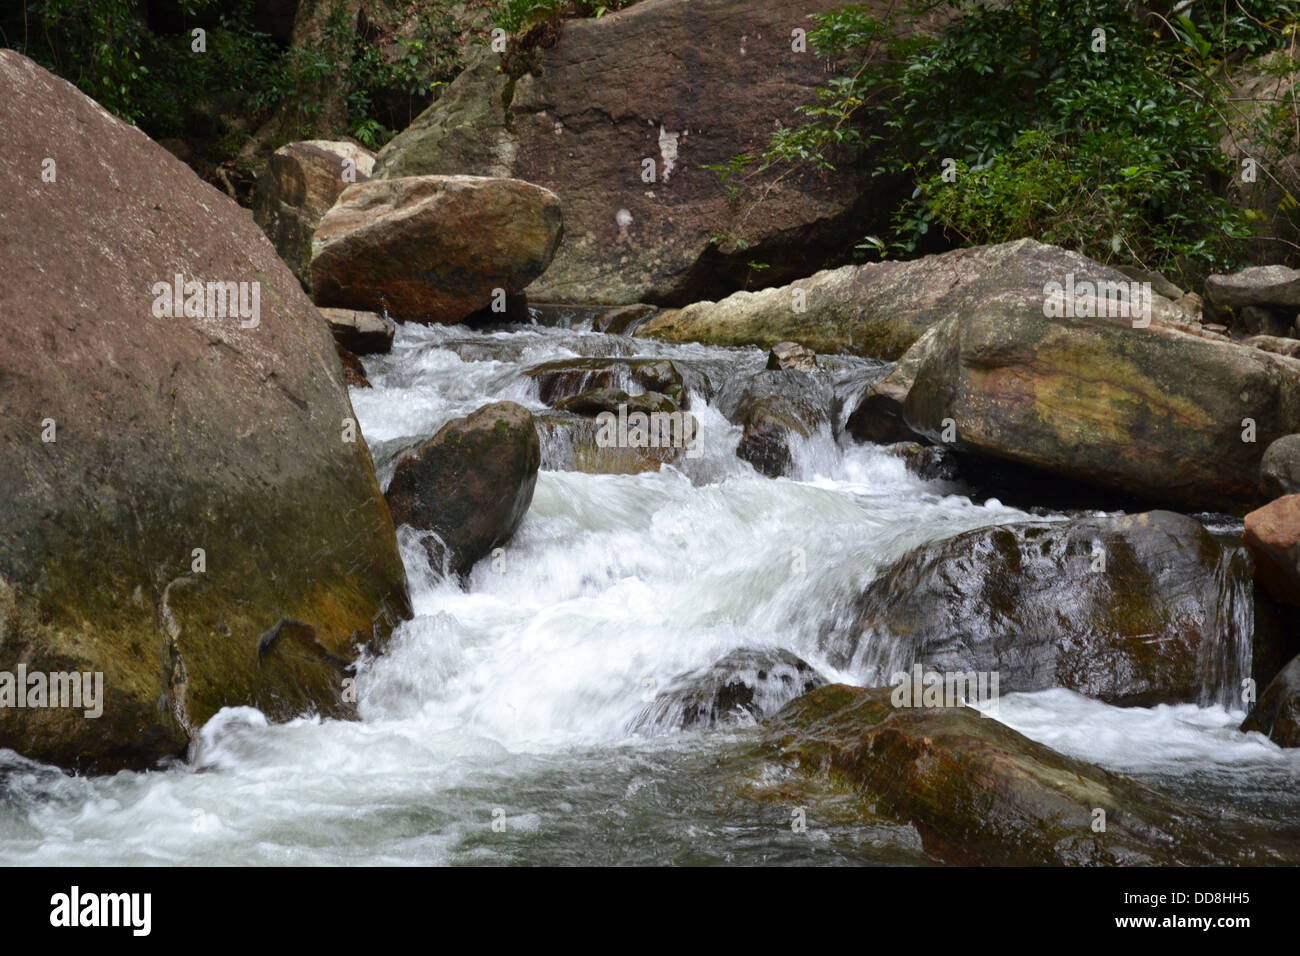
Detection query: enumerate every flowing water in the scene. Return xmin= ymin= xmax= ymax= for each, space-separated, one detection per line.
xmin=2 ymin=313 xmax=1299 ymax=865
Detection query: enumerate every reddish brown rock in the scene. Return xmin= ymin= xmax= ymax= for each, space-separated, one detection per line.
xmin=1244 ymin=495 xmax=1300 ymax=605
xmin=310 ymin=175 xmax=563 ymax=324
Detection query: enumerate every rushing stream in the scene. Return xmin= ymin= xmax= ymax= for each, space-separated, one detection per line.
xmin=3 ymin=313 xmax=1300 ymax=865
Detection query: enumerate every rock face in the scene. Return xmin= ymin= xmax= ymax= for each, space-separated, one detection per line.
xmin=759 ymin=685 xmax=1252 ymax=865
xmin=827 ymin=511 xmax=1253 ymax=707
xmin=1241 ymin=654 xmax=1300 ymax=747
xmin=319 ymin=307 xmax=394 ymax=355
xmin=630 ymin=649 xmax=825 ymax=733
xmin=372 ymin=0 xmax=912 ymax=305
xmin=1261 ymin=434 xmax=1300 ymax=497
xmin=716 ymin=370 xmax=833 ymax=477
xmin=252 ymin=140 xmax=375 ymax=290
xmin=385 ymin=402 xmax=541 ymax=576
xmin=310 ymin=175 xmax=563 ymax=324
xmin=1204 ymin=265 xmax=1300 ymax=336
xmin=0 ymin=51 xmax=410 ymax=771
xmin=1243 ymin=495 xmax=1300 ymax=606
xmin=898 ymin=293 xmax=1300 ymax=513
xmin=636 ymin=239 xmax=1193 ymax=359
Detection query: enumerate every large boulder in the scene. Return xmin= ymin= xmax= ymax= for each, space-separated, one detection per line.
xmin=385 ymin=402 xmax=541 ymax=576
xmin=1240 ymin=654 xmax=1300 ymax=747
xmin=636 ymin=239 xmax=1193 ymax=359
xmin=1243 ymin=495 xmax=1300 ymax=606
xmin=310 ymin=175 xmax=563 ymax=324
xmin=252 ymin=140 xmax=375 ymax=290
xmin=0 ymin=51 xmax=410 ymax=771
xmin=898 ymin=292 xmax=1300 ymax=513
xmin=755 ymin=684 xmax=1258 ymax=865
xmin=826 ymin=511 xmax=1253 ymax=707
xmin=372 ymin=0 xmax=938 ymax=305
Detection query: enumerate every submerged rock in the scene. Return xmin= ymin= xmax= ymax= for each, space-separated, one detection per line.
xmin=756 ymin=685 xmax=1257 ymax=865
xmin=385 ymin=402 xmax=540 ymax=576
xmin=631 ymin=649 xmax=825 ymax=733
xmin=524 ymin=357 xmax=695 ymax=407
xmin=0 ymin=51 xmax=410 ymax=771
xmin=534 ymin=411 xmax=686 ymax=474
xmin=716 ymin=370 xmax=833 ymax=478
xmin=252 ymin=140 xmax=375 ymax=290
xmin=311 ymin=175 xmax=563 ymax=324
xmin=882 ymin=442 xmax=958 ymax=481
xmin=1241 ymin=654 xmax=1300 ymax=747
xmin=828 ymin=511 xmax=1253 ymax=707
xmin=554 ymin=388 xmax=677 ymax=417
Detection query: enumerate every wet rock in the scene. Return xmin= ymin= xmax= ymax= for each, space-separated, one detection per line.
xmin=637 ymin=239 xmax=1191 ymax=359
xmin=311 ymin=175 xmax=563 ymax=324
xmin=1243 ymin=495 xmax=1300 ymax=606
xmin=385 ymin=402 xmax=540 ymax=576
xmin=524 ymin=357 xmax=695 ymax=407
xmin=554 ymin=388 xmax=677 ymax=417
xmin=766 ymin=341 xmax=817 ymax=371
xmin=631 ymin=649 xmax=826 ymax=733
xmin=900 ymin=292 xmax=1300 ymax=513
xmin=336 ymin=342 xmax=372 ymax=388
xmin=1241 ymin=654 xmax=1300 ymax=747
xmin=716 ymin=370 xmax=833 ymax=478
xmin=882 ymin=442 xmax=958 ymax=481
xmin=252 ymin=140 xmax=375 ymax=290
xmin=0 ymin=51 xmax=410 ymax=772
xmin=321 ymin=307 xmax=393 ymax=355
xmin=844 ymin=325 xmax=936 ymax=445
xmin=1204 ymin=265 xmax=1300 ymax=336
xmin=592 ymin=304 xmax=658 ymax=335
xmin=534 ymin=411 xmax=685 ymax=474
xmin=828 ymin=511 xmax=1253 ymax=707
xmin=1261 ymin=435 xmax=1300 ymax=497
xmin=757 ymin=685 xmax=1254 ymax=865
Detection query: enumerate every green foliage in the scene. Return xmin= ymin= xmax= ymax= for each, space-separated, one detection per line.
xmin=757 ymin=0 xmax=1300 ymax=283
